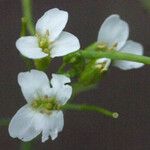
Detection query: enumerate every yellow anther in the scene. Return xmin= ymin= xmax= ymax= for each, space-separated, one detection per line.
xmin=46 ymin=103 xmax=53 ymax=110
xmin=43 ymin=48 xmax=49 ymax=53
xmin=97 ymin=44 xmax=107 ymax=50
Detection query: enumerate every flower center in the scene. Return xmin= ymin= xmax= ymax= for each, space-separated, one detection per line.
xmin=36 ymin=31 xmax=52 ymax=55
xmin=31 ymin=97 xmax=61 ymax=114
xmin=97 ymin=42 xmax=117 ymax=51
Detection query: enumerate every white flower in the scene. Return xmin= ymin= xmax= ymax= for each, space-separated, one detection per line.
xmin=96 ymin=14 xmax=144 ymax=71
xmin=9 ymin=70 xmax=72 ymax=142
xmin=16 ymin=8 xmax=80 ymax=59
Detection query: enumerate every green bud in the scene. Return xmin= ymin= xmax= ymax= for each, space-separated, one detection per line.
xmin=79 ymin=60 xmax=103 ymax=86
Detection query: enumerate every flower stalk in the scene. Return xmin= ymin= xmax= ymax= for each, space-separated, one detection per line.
xmin=81 ymin=50 xmax=150 ymax=65
xmin=0 ymin=118 xmax=10 ymax=126
xmin=20 ymin=17 xmax=27 ymax=37
xmin=21 ymin=142 xmax=32 ymax=150
xmin=22 ymin=0 xmax=34 ymax=35
xmin=61 ymin=103 xmax=119 ymax=119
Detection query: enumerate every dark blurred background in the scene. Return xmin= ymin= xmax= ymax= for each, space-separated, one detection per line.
xmin=0 ymin=0 xmax=150 ymax=150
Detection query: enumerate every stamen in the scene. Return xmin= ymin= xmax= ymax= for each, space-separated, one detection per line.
xmin=31 ymin=97 xmax=61 ymax=114
xmin=36 ymin=30 xmax=52 ymax=55
xmin=97 ymin=42 xmax=118 ymax=51
xmin=97 ymin=43 xmax=107 ymax=51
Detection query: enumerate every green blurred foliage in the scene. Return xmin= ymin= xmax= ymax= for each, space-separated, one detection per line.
xmin=140 ymin=0 xmax=150 ymax=11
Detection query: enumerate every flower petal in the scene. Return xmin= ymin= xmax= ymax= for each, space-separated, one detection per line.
xmin=8 ymin=105 xmax=41 ymax=142
xmin=97 ymin=14 xmax=129 ymax=50
xmin=9 ymin=105 xmax=64 ymax=142
xmin=18 ymin=70 xmax=51 ymax=102
xmin=113 ymin=40 xmax=144 ymax=70
xmin=50 ymin=74 xmax=72 ymax=105
xmin=40 ymin=111 xmax=64 ymax=142
xmin=51 ymin=31 xmax=80 ymax=58
xmin=16 ymin=36 xmax=48 ymax=59
xmin=36 ymin=8 xmax=68 ymax=41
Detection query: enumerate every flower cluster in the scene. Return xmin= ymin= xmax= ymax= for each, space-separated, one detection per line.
xmin=9 ymin=8 xmax=144 ymax=143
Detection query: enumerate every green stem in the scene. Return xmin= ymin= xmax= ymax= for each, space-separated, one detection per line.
xmin=81 ymin=51 xmax=150 ymax=65
xmin=0 ymin=118 xmax=9 ymax=126
xmin=20 ymin=17 xmax=27 ymax=37
xmin=22 ymin=0 xmax=35 ymax=35
xmin=61 ymin=103 xmax=119 ymax=119
xmin=140 ymin=0 xmax=150 ymax=11
xmin=21 ymin=142 xmax=32 ymax=150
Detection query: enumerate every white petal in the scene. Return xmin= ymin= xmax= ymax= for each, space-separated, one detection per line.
xmin=50 ymin=74 xmax=72 ymax=105
xmin=96 ymin=58 xmax=110 ymax=64
xmin=18 ymin=70 xmax=51 ymax=102
xmin=36 ymin=8 xmax=68 ymax=41
xmin=40 ymin=111 xmax=64 ymax=142
xmin=51 ymin=31 xmax=80 ymax=58
xmin=113 ymin=40 xmax=144 ymax=70
xmin=49 ymin=130 xmax=58 ymax=141
xmin=9 ymin=105 xmax=64 ymax=142
xmin=32 ymin=110 xmax=63 ymax=142
xmin=97 ymin=14 xmax=129 ymax=50
xmin=16 ymin=36 xmax=48 ymax=59
xmin=8 ymin=105 xmax=41 ymax=142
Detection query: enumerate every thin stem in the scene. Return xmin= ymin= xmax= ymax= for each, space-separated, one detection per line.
xmin=20 ymin=17 xmax=27 ymax=37
xmin=0 ymin=118 xmax=9 ymax=126
xmin=22 ymin=0 xmax=35 ymax=35
xmin=21 ymin=142 xmax=32 ymax=150
xmin=61 ymin=103 xmax=119 ymax=119
xmin=81 ymin=51 xmax=150 ymax=65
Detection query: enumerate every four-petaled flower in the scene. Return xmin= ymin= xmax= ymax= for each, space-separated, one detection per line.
xmin=16 ymin=8 xmax=80 ymax=59
xmin=96 ymin=14 xmax=144 ymax=71
xmin=9 ymin=70 xmax=72 ymax=142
